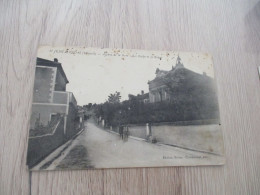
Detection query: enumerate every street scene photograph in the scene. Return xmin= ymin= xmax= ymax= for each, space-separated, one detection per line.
xmin=26 ymin=47 xmax=225 ymax=170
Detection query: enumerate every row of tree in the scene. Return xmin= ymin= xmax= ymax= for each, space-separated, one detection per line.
xmin=92 ymin=90 xmax=219 ymax=127
xmin=88 ymin=69 xmax=220 ymax=127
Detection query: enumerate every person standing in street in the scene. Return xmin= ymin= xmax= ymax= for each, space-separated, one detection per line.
xmin=123 ymin=126 xmax=129 ymax=141
xmin=119 ymin=125 xmax=123 ymax=139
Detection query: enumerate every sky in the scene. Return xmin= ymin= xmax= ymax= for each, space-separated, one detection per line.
xmin=38 ymin=46 xmax=215 ymax=105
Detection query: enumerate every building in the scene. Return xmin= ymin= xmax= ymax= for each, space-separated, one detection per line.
xmin=147 ymin=55 xmax=219 ymax=121
xmin=148 ymin=55 xmax=216 ymax=103
xmin=148 ymin=56 xmax=184 ymax=103
xmin=30 ymin=58 xmax=81 ymax=138
xmin=128 ymin=90 xmax=149 ymax=103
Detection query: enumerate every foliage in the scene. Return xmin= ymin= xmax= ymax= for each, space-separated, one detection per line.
xmin=84 ymin=103 xmax=93 ymax=108
xmin=93 ymin=72 xmax=219 ymax=127
xmin=107 ymin=91 xmax=121 ymax=104
xmin=94 ymin=95 xmax=219 ymax=127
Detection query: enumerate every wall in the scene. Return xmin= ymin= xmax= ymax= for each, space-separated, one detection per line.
xmin=33 ymin=66 xmax=56 ymax=103
xmin=53 ymin=91 xmax=68 ymax=104
xmin=65 ymin=103 xmax=79 ymax=139
xmin=125 ymin=120 xmax=223 ymax=155
xmin=152 ymin=124 xmax=224 ymax=155
xmin=110 ymin=126 xmax=119 ymax=133
xmin=26 ymin=118 xmax=65 ymax=168
xmin=128 ymin=125 xmax=147 ymax=139
xmin=54 ymin=69 xmax=67 ymax=91
xmin=27 ymin=104 xmax=81 ymax=168
xmin=30 ymin=104 xmax=67 ymax=128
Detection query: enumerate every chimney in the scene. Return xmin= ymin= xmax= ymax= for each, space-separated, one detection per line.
xmin=141 ymin=90 xmax=144 ymax=95
xmin=54 ymin=58 xmax=58 ymax=62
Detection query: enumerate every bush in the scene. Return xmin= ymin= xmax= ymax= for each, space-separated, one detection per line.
xmin=94 ymin=96 xmax=219 ymax=127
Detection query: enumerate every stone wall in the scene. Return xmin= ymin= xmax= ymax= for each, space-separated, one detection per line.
xmin=128 ymin=125 xmax=147 ymax=139
xmin=124 ymin=119 xmax=224 ymax=155
xmin=152 ymin=124 xmax=224 ymax=155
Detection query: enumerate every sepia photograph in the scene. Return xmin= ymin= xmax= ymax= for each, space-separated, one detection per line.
xmin=26 ymin=47 xmax=225 ymax=170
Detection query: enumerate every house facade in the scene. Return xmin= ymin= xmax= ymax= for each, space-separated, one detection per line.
xmin=147 ymin=55 xmax=219 ymax=120
xmin=30 ymin=58 xmax=81 ymax=138
xmin=148 ymin=56 xmax=185 ymax=103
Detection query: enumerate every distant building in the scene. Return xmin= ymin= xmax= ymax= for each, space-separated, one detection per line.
xmin=148 ymin=56 xmax=216 ymax=104
xmin=128 ymin=90 xmax=149 ymax=103
xmin=30 ymin=58 xmax=81 ymax=138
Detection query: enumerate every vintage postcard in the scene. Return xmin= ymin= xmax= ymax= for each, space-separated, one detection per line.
xmin=26 ymin=46 xmax=225 ymax=170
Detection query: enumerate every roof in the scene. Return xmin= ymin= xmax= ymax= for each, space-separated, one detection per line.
xmin=148 ymin=65 xmax=207 ymax=87
xmin=36 ymin=57 xmax=69 ymax=83
xmin=128 ymin=92 xmax=149 ymax=101
xmin=149 ymin=56 xmax=186 ymax=84
xmin=136 ymin=93 xmax=149 ymax=99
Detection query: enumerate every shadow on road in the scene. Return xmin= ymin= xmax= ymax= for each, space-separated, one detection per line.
xmin=56 ymin=145 xmax=94 ymax=170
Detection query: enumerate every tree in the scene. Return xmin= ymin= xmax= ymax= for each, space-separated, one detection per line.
xmin=161 ymin=69 xmax=185 ymax=96
xmin=107 ymin=91 xmax=121 ymax=104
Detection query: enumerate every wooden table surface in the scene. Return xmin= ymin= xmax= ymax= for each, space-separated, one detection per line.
xmin=0 ymin=0 xmax=260 ymax=194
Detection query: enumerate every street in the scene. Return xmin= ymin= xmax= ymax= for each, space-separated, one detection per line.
xmin=39 ymin=119 xmax=224 ymax=170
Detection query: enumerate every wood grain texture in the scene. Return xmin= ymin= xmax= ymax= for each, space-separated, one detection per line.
xmin=0 ymin=0 xmax=260 ymax=194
